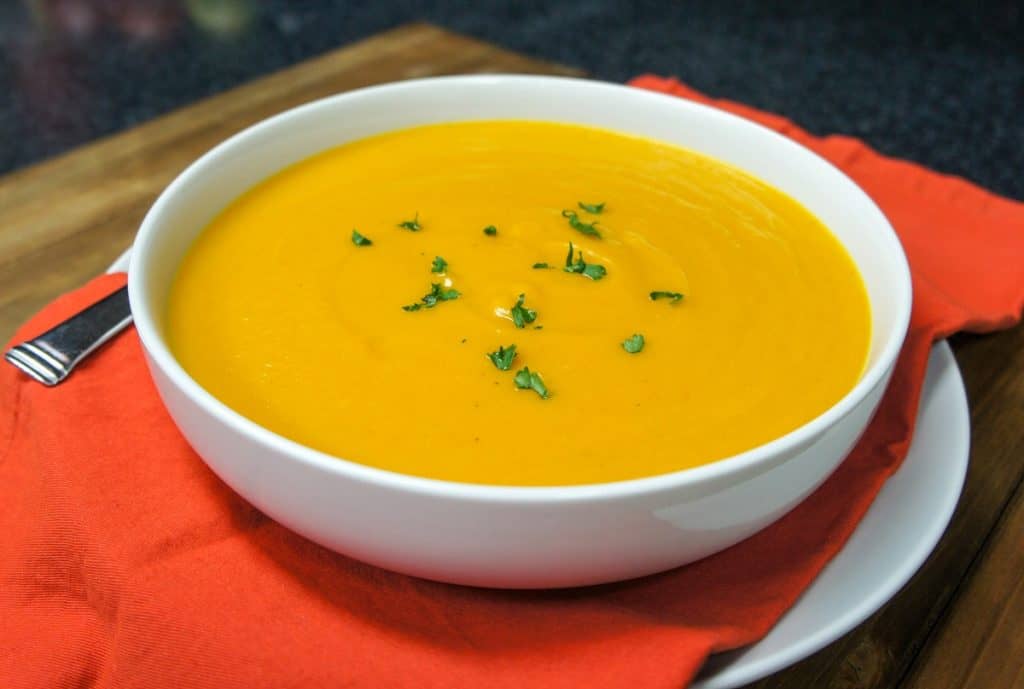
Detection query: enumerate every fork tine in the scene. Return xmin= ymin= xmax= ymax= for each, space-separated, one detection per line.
xmin=5 ymin=345 xmax=67 ymax=386
xmin=4 ymin=285 xmax=132 ymax=387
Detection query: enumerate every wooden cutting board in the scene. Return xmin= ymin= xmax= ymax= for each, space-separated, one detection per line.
xmin=1 ymin=22 xmax=1021 ymax=689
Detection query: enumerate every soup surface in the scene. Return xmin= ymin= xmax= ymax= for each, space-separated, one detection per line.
xmin=166 ymin=121 xmax=871 ymax=486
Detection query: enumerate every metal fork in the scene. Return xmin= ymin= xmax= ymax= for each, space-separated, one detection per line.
xmin=4 ymin=286 xmax=133 ymax=386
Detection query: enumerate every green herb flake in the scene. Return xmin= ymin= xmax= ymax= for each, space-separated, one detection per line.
xmin=622 ymin=333 xmax=645 ymax=354
xmin=532 ymin=262 xmax=551 ymax=269
xmin=431 ymin=256 xmax=448 ymax=273
xmin=398 ymin=213 xmax=422 ymax=231
xmin=483 ymin=225 xmax=498 ymax=236
xmin=578 ymin=201 xmax=605 ymax=214
xmin=510 ymin=293 xmax=537 ymax=328
xmin=514 ymin=367 xmax=550 ymax=399
xmin=561 ymin=209 xmax=601 ymax=237
xmin=563 ymin=241 xmax=607 ymax=280
xmin=649 ymin=291 xmax=684 ymax=303
xmin=487 ymin=344 xmax=517 ymax=371
xmin=351 ymin=229 xmax=373 ymax=246
xmin=431 ymin=283 xmax=460 ymax=301
xmin=402 ymin=282 xmax=461 ymax=312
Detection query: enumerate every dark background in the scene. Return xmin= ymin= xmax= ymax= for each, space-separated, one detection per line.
xmin=1 ymin=0 xmax=1022 ymax=199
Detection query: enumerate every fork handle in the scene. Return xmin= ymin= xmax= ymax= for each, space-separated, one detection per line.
xmin=4 ymin=285 xmax=133 ymax=386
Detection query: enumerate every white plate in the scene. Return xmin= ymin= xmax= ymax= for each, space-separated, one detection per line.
xmin=694 ymin=342 xmax=968 ymax=687
xmin=109 ymin=249 xmax=967 ymax=687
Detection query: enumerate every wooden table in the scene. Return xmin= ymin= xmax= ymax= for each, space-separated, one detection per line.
xmin=1 ymin=23 xmax=1021 ymax=689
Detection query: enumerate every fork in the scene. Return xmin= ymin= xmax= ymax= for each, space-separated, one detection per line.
xmin=4 ymin=286 xmax=133 ymax=386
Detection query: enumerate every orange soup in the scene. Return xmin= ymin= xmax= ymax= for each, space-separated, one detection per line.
xmin=166 ymin=121 xmax=871 ymax=486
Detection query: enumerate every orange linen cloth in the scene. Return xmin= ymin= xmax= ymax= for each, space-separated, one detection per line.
xmin=2 ymin=77 xmax=1023 ymax=689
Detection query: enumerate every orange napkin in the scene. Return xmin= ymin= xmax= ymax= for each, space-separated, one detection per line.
xmin=2 ymin=77 xmax=1023 ymax=689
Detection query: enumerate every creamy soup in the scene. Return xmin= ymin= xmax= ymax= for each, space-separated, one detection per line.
xmin=166 ymin=121 xmax=871 ymax=486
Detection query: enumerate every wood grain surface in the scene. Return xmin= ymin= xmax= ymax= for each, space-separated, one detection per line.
xmin=1 ymin=22 xmax=1021 ymax=689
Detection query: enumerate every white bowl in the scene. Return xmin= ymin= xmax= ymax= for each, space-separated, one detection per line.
xmin=128 ymin=75 xmax=912 ymax=588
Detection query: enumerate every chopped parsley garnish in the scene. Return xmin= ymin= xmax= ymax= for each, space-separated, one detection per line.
xmin=622 ymin=333 xmax=645 ymax=353
xmin=578 ymin=201 xmax=605 ymax=214
xmin=483 ymin=225 xmax=498 ymax=236
xmin=563 ymin=241 xmax=607 ymax=280
xmin=514 ymin=367 xmax=549 ymax=399
xmin=402 ymin=282 xmax=461 ymax=311
xmin=487 ymin=344 xmax=517 ymax=371
xmin=532 ymin=262 xmax=551 ymax=269
xmin=398 ymin=213 xmax=422 ymax=231
xmin=351 ymin=229 xmax=372 ymax=246
xmin=509 ymin=293 xmax=537 ymax=328
xmin=561 ymin=209 xmax=601 ymax=237
xmin=649 ymin=291 xmax=684 ymax=303
xmin=431 ymin=256 xmax=448 ymax=273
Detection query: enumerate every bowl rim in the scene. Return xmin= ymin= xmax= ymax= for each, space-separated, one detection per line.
xmin=128 ymin=74 xmax=913 ymax=503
